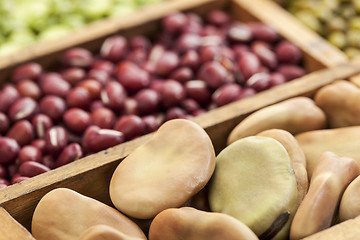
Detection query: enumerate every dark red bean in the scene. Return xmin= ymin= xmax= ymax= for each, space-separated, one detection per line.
xmin=11 ymin=176 xmax=29 ymax=184
xmin=206 ymin=10 xmax=230 ymax=26
xmin=237 ymin=51 xmax=261 ymax=80
xmin=66 ymin=87 xmax=91 ymax=109
xmin=162 ymin=12 xmax=187 ymax=34
xmin=181 ymin=99 xmax=200 ymax=114
xmin=0 ymin=112 xmax=9 ymax=135
xmin=63 ymin=108 xmax=91 ymax=134
xmin=166 ymin=107 xmax=187 ymax=120
xmin=235 ymin=88 xmax=256 ymax=101
xmin=8 ymin=97 xmax=38 ymax=122
xmin=90 ymin=107 xmax=115 ymax=129
xmin=0 ymin=137 xmax=20 ymax=164
xmin=63 ymin=47 xmax=94 ymax=68
xmin=114 ymin=115 xmax=145 ymax=140
xmin=7 ymin=120 xmax=34 ymax=146
xmin=248 ymin=22 xmax=280 ymax=43
xmin=122 ymin=98 xmax=139 ymax=116
xmin=56 ymin=143 xmax=83 ymax=167
xmin=41 ymin=155 xmax=56 ymax=169
xmin=198 ymin=61 xmax=230 ymax=89
xmin=39 ymin=95 xmax=66 ymax=122
xmin=212 ymin=83 xmax=242 ymax=107
xmin=160 ymin=79 xmax=186 ymax=109
xmin=7 ymin=164 xmax=18 ymax=179
xmin=135 ymin=89 xmax=160 ymax=115
xmin=91 ymin=59 xmax=115 ymax=75
xmin=82 ymin=126 xmax=124 ymax=153
xmin=169 ymin=67 xmax=193 ymax=84
xmin=246 ymin=72 xmax=272 ymax=92
xmin=275 ymin=41 xmax=302 ymax=65
xmin=269 ymin=72 xmax=287 ymax=87
xmin=154 ymin=51 xmax=180 ymax=77
xmin=277 ymin=64 xmax=306 ymax=81
xmin=61 ymin=67 xmax=86 ymax=86
xmin=100 ymin=35 xmax=128 ymax=62
xmin=150 ymin=79 xmax=165 ymax=94
xmin=16 ymin=79 xmax=41 ymax=100
xmin=40 ymin=73 xmax=71 ymax=98
xmin=127 ymin=49 xmax=148 ymax=65
xmin=129 ymin=35 xmax=151 ymax=50
xmin=0 ymin=165 xmax=7 ymax=179
xmin=87 ymin=69 xmax=109 ymax=86
xmin=32 ymin=113 xmax=53 ymax=138
xmin=77 ymin=79 xmax=102 ymax=100
xmin=142 ymin=114 xmax=164 ymax=133
xmin=31 ymin=139 xmax=47 ymax=155
xmin=116 ymin=61 xmax=150 ymax=94
xmin=19 ymin=161 xmax=50 ymax=178
xmin=181 ymin=50 xmax=200 ymax=70
xmin=184 ymin=80 xmax=212 ymax=106
xmin=44 ymin=126 xmax=68 ymax=156
xmin=233 ymin=44 xmax=251 ymax=59
xmin=251 ymin=41 xmax=278 ymax=70
xmin=12 ymin=62 xmax=42 ymax=83
xmin=18 ymin=145 xmax=42 ymax=164
xmin=228 ymin=23 xmax=252 ymax=42
xmin=0 ymin=84 xmax=20 ymax=113
xmin=199 ymin=45 xmax=220 ymax=63
xmin=176 ymin=33 xmax=202 ymax=53
xmin=100 ymin=81 xmax=127 ymax=111
xmin=147 ymin=44 xmax=165 ymax=66
xmin=89 ymin=100 xmax=105 ymax=112
xmin=201 ymin=25 xmax=221 ymax=37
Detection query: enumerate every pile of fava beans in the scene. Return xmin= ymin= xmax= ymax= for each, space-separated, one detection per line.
xmin=0 ymin=9 xmax=307 ymax=187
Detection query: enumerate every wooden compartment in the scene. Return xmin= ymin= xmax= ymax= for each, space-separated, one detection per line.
xmin=0 ymin=0 xmax=358 ymax=238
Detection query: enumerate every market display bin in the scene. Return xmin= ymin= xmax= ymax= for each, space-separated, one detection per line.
xmin=0 ymin=0 xmax=357 ymax=239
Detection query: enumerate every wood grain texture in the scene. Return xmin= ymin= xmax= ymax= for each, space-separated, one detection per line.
xmin=0 ymin=208 xmax=35 ymax=240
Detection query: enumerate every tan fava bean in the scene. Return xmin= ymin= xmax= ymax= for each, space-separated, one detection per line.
xmin=227 ymin=97 xmax=327 ymax=145
xmin=109 ymin=119 xmax=215 ymax=219
xmin=314 ymin=80 xmax=360 ymax=128
xmin=148 ymin=207 xmax=259 ymax=240
xmin=290 ymin=152 xmax=360 ymax=240
xmin=78 ymin=225 xmax=144 ymax=240
xmin=339 ymin=175 xmax=360 ymax=222
xmin=295 ymin=126 xmax=360 ymax=179
xmin=32 ymin=188 xmax=147 ymax=240
xmin=257 ymin=129 xmax=308 ymax=203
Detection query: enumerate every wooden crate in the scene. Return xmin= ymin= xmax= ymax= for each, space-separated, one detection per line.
xmin=0 ymin=0 xmax=357 ymax=238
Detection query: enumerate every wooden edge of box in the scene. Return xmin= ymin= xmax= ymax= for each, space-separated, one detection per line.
xmin=233 ymin=0 xmax=349 ymax=71
xmin=2 ymin=58 xmax=360 ymax=231
xmin=0 ymin=207 xmax=35 ymax=239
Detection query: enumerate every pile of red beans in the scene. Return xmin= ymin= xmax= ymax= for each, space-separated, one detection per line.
xmin=0 ymin=10 xmax=306 ymax=187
